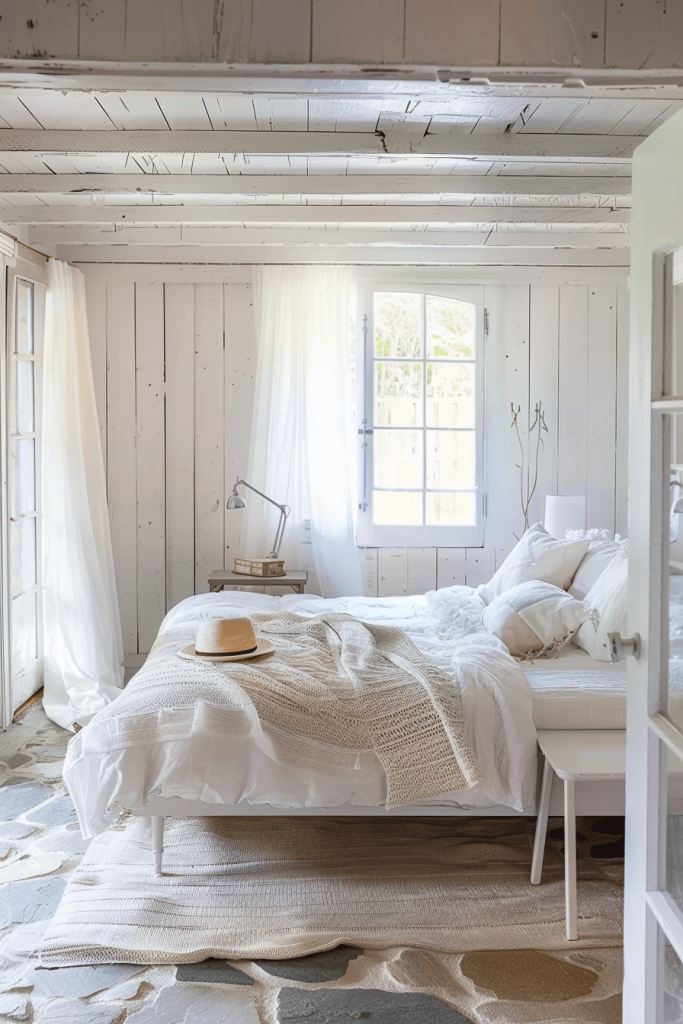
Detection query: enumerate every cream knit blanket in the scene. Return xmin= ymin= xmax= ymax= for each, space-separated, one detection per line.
xmin=67 ymin=612 xmax=480 ymax=810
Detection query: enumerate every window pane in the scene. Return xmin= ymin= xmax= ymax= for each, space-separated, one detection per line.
xmin=15 ymin=280 xmax=34 ymax=355
xmin=374 ymin=430 xmax=422 ymax=489
xmin=11 ymin=517 xmax=36 ymax=595
xmin=426 ymin=430 xmax=476 ymax=489
xmin=373 ymin=490 xmax=422 ymax=526
xmin=374 ymin=292 xmax=422 ymax=358
xmin=426 ymin=363 xmax=475 ymax=428
xmin=663 ymin=939 xmax=683 ymax=1021
xmin=11 ymin=591 xmax=37 ymax=673
xmin=11 ymin=439 xmax=35 ymax=518
xmin=375 ymin=362 xmax=423 ymax=427
xmin=426 ymin=491 xmax=476 ymax=526
xmin=426 ymin=295 xmax=475 ymax=359
xmin=14 ymin=361 xmax=34 ymax=435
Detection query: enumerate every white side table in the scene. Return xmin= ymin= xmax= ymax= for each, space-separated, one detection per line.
xmin=531 ymin=729 xmax=626 ymax=941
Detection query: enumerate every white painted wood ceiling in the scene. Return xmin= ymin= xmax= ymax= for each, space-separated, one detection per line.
xmin=0 ymin=79 xmax=677 ymax=263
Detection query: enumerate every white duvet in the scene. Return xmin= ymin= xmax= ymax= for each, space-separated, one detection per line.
xmin=65 ymin=586 xmax=538 ymax=837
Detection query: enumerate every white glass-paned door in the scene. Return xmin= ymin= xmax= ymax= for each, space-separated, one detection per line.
xmin=7 ymin=276 xmax=43 ymax=711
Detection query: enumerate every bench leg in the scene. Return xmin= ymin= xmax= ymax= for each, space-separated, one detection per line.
xmin=152 ymin=815 xmax=164 ymax=876
xmin=531 ymin=756 xmax=553 ymax=885
xmin=564 ymin=779 xmax=577 ymax=940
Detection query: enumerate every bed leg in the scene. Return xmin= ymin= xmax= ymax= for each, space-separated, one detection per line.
xmin=152 ymin=816 xmax=164 ymax=876
xmin=530 ymin=756 xmax=553 ymax=885
xmin=564 ymin=779 xmax=577 ymax=941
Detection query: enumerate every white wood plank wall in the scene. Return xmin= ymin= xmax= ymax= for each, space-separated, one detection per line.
xmin=84 ymin=271 xmax=628 ymax=663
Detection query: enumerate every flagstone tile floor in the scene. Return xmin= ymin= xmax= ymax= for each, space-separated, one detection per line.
xmin=0 ymin=702 xmax=637 ymax=1024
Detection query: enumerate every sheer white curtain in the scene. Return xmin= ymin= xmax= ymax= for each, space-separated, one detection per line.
xmin=42 ymin=260 xmax=123 ymax=730
xmin=244 ymin=266 xmax=362 ymax=597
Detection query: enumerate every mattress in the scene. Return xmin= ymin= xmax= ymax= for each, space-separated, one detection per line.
xmin=523 ymin=648 xmax=627 ymax=730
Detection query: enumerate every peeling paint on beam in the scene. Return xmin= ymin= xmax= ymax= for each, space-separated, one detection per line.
xmin=0 ymin=174 xmax=632 ymax=197
xmin=0 ymin=129 xmax=641 ymax=161
xmin=1 ymin=205 xmax=631 ymax=226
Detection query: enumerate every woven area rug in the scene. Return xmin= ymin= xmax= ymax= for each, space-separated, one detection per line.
xmin=38 ymin=815 xmax=622 ymax=967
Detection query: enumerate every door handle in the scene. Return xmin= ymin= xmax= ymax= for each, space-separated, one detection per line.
xmin=608 ymin=632 xmax=641 ymax=662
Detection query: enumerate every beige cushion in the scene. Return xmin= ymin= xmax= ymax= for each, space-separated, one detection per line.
xmin=573 ymin=543 xmax=628 ymax=662
xmin=478 ymin=523 xmax=589 ymax=606
xmin=568 ymin=538 xmax=622 ymax=600
xmin=482 ymin=580 xmax=588 ymax=658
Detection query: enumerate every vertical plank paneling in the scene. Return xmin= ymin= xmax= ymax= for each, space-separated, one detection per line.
xmin=501 ymin=286 xmax=530 ymax=554
xmin=135 ymin=284 xmax=166 ymax=654
xmin=437 ymin=548 xmax=466 ymax=588
xmin=194 ymin=285 xmax=225 ymax=593
xmin=528 ymin=285 xmax=559 ymax=526
xmin=84 ymin=277 xmax=107 ymax=467
xmin=558 ymin=285 xmax=589 ymax=503
xmin=586 ymin=283 xmax=617 ymax=533
xmin=106 ymin=282 xmax=137 ymax=655
xmin=224 ymin=283 xmax=258 ymax=568
xmin=361 ymin=549 xmax=379 ymax=597
xmin=407 ymin=548 xmax=436 ymax=596
xmin=165 ymin=284 xmax=195 ymax=611
xmin=378 ymin=549 xmax=408 ymax=597
xmin=465 ymin=547 xmax=496 ymax=588
xmin=615 ymin=284 xmax=630 ymax=538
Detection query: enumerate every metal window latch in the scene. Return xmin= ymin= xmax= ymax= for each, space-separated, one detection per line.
xmin=357 ymin=428 xmax=373 ymax=434
xmin=608 ymin=632 xmax=641 ymax=662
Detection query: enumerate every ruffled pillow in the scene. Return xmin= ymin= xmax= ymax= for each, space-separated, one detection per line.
xmin=573 ymin=542 xmax=628 ymax=662
xmin=482 ymin=580 xmax=588 ymax=659
xmin=478 ymin=523 xmax=589 ymax=606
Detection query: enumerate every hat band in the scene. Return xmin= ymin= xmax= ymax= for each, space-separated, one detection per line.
xmin=195 ymin=643 xmax=257 ymax=656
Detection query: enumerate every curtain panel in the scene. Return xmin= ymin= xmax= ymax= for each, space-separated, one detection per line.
xmin=245 ymin=266 xmax=361 ymax=598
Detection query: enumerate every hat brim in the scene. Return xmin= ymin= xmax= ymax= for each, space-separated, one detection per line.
xmin=176 ymin=639 xmax=275 ymax=662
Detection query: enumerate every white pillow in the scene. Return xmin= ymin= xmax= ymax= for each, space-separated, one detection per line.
xmin=568 ymin=538 xmax=622 ymax=600
xmin=478 ymin=523 xmax=589 ymax=606
xmin=573 ymin=542 xmax=628 ymax=662
xmin=482 ymin=580 xmax=588 ymax=658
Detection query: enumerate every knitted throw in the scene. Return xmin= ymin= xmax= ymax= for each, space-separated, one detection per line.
xmin=68 ymin=612 xmax=480 ymax=810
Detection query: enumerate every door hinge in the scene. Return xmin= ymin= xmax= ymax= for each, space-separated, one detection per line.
xmin=483 ymin=308 xmax=489 ymax=336
xmin=483 ymin=493 xmax=488 ymax=517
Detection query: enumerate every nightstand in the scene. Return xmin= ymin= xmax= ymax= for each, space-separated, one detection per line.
xmin=208 ymin=569 xmax=308 ymax=594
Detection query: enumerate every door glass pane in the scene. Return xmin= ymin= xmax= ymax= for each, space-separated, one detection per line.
xmin=374 ymin=293 xmax=422 ymax=358
xmin=373 ymin=490 xmax=422 ymax=526
xmin=10 ymin=439 xmax=36 ymax=518
xmin=426 ymin=491 xmax=476 ymax=526
xmin=15 ymin=279 xmax=34 ymax=355
xmin=426 ymin=363 xmax=475 ymax=428
xmin=664 ymin=938 xmax=683 ymax=1021
xmin=11 ymin=517 xmax=36 ymax=595
xmin=375 ymin=362 xmax=423 ymax=427
xmin=374 ymin=430 xmax=422 ymax=489
xmin=426 ymin=430 xmax=476 ymax=490
xmin=426 ymin=295 xmax=475 ymax=359
xmin=13 ymin=361 xmax=34 ymax=434
xmin=11 ymin=591 xmax=37 ymax=672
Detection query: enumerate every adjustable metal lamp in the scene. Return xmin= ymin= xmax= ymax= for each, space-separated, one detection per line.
xmin=226 ymin=477 xmax=290 ymax=576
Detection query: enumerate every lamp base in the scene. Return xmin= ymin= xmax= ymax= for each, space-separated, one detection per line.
xmin=233 ymin=557 xmax=286 ymax=577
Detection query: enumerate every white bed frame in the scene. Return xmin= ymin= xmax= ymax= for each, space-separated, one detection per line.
xmin=132 ymin=766 xmax=626 ymax=875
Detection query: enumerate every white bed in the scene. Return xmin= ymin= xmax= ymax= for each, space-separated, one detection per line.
xmin=63 ymin=582 xmax=656 ymax=876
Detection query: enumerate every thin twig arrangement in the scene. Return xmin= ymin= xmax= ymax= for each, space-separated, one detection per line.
xmin=511 ymin=401 xmax=548 ymax=537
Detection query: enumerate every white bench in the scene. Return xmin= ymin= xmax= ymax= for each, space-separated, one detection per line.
xmin=531 ymin=729 xmax=626 ymax=941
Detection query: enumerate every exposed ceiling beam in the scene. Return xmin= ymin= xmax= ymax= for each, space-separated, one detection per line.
xmin=2 ymin=205 xmax=630 ymax=226
xmin=0 ymin=129 xmax=641 ymax=161
xmin=54 ymin=243 xmax=631 ymax=266
xmin=29 ymin=226 xmax=630 ymax=248
xmin=0 ymin=175 xmax=632 ymax=197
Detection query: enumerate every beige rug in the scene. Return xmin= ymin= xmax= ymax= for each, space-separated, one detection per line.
xmin=38 ymin=815 xmax=623 ymax=967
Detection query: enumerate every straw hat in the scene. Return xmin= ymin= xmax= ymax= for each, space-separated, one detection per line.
xmin=177 ymin=617 xmax=275 ymax=662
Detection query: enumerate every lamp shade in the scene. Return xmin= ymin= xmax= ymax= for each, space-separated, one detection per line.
xmin=544 ymin=495 xmax=586 ymax=539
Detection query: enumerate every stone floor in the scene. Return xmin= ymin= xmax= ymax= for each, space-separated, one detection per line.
xmin=0 ymin=704 xmax=633 ymax=1023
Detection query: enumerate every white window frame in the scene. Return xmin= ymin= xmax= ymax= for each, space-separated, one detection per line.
xmin=2 ymin=261 xmax=46 ymax=722
xmin=356 ymin=280 xmax=485 ymax=549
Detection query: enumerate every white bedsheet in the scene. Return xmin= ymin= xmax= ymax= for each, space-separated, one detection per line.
xmin=523 ymin=649 xmax=627 ymax=730
xmin=65 ymin=587 xmax=539 ymax=835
